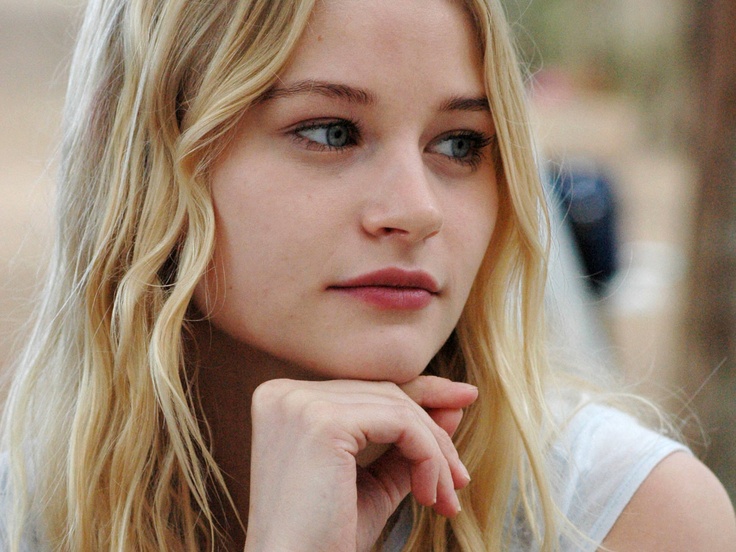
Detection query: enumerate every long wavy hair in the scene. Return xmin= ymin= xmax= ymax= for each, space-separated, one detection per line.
xmin=1 ymin=0 xmax=557 ymax=549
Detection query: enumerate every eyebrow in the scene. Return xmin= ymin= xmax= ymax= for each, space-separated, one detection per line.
xmin=261 ymin=80 xmax=377 ymax=105
xmin=262 ymin=79 xmax=490 ymax=113
xmin=439 ymin=96 xmax=491 ymax=113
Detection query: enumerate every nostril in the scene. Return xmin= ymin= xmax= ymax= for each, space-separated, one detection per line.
xmin=360 ymin=181 xmax=444 ymax=241
xmin=381 ymin=227 xmax=407 ymax=235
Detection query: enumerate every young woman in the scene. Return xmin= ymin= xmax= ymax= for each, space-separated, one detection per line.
xmin=2 ymin=0 xmax=734 ymax=550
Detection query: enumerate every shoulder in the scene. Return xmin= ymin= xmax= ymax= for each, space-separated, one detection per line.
xmin=600 ymin=451 xmax=736 ymax=551
xmin=544 ymin=401 xmax=690 ymax=549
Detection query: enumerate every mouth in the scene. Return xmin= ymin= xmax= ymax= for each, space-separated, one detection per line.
xmin=327 ymin=268 xmax=440 ymax=310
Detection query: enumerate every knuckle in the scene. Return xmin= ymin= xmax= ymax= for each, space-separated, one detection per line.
xmin=299 ymin=398 xmax=336 ymax=429
xmin=252 ymin=379 xmax=313 ymax=416
xmin=252 ymin=380 xmax=339 ymax=432
xmin=251 ymin=382 xmax=280 ymax=425
xmin=252 ymin=378 xmax=291 ymax=409
xmin=436 ymin=431 xmax=457 ymax=456
xmin=280 ymin=386 xmax=311 ymax=412
xmin=388 ymin=401 xmax=418 ymax=423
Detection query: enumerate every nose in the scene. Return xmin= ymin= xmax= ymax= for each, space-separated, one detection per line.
xmin=361 ymin=152 xmax=443 ymax=242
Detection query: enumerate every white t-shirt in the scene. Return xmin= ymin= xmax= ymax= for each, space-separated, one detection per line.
xmin=384 ymin=403 xmax=688 ymax=551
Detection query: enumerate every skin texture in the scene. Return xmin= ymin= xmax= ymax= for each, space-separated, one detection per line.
xmin=189 ymin=0 xmax=495 ymax=549
xmin=246 ymin=377 xmax=477 ymax=551
xmin=599 ymin=452 xmax=736 ymax=551
xmin=192 ymin=0 xmax=497 ymax=383
xmin=187 ymin=0 xmax=736 ymax=550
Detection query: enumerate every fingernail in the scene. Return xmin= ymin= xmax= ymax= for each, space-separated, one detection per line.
xmin=453 ymin=491 xmax=462 ymax=514
xmin=460 ymin=461 xmax=471 ymax=483
xmin=457 ymin=383 xmax=478 ymax=392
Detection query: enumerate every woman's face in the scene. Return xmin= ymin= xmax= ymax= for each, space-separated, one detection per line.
xmin=193 ymin=0 xmax=498 ymax=382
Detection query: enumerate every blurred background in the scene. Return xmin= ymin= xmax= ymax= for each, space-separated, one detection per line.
xmin=1 ymin=0 xmax=734 ymax=502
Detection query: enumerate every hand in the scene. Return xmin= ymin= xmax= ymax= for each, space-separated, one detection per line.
xmin=244 ymin=376 xmax=478 ymax=552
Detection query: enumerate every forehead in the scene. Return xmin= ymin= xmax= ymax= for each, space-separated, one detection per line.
xmin=280 ymin=0 xmax=485 ymax=96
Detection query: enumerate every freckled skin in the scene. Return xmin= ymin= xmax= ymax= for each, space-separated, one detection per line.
xmin=193 ymin=0 xmax=498 ymax=384
xmin=191 ymin=3 xmax=496 ymax=548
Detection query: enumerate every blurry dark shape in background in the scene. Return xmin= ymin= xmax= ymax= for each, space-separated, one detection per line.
xmin=548 ymin=159 xmax=619 ymax=294
xmin=501 ymin=0 xmax=736 ymax=504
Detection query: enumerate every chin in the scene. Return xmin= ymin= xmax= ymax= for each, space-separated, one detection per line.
xmin=297 ymin=344 xmax=438 ymax=384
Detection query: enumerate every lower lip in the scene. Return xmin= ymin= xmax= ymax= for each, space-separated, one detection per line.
xmin=330 ymin=286 xmax=434 ymax=310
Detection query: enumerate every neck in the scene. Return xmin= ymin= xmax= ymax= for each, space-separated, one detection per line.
xmin=188 ymin=320 xmax=311 ymax=550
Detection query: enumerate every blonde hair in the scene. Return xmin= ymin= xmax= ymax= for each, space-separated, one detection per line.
xmin=1 ymin=0 xmax=558 ymax=550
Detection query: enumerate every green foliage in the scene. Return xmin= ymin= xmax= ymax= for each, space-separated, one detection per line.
xmin=499 ymin=0 xmax=690 ymax=95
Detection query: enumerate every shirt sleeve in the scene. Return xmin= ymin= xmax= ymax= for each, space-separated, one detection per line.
xmin=549 ymin=403 xmax=689 ymax=551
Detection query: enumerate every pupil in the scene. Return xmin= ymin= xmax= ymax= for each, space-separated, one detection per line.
xmin=452 ymin=138 xmax=471 ymax=158
xmin=328 ymin=125 xmax=348 ymax=147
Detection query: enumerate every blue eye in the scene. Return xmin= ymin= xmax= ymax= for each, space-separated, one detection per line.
xmin=435 ymin=136 xmax=474 ymax=159
xmin=430 ymin=131 xmax=493 ymax=168
xmin=294 ymin=120 xmax=357 ymax=149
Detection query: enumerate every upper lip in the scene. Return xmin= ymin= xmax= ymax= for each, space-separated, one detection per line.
xmin=329 ymin=268 xmax=441 ymax=293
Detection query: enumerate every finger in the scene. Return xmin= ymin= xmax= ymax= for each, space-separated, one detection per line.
xmin=254 ymin=379 xmax=467 ymax=508
xmin=253 ymin=379 xmax=460 ymax=469
xmin=356 ymin=406 xmax=469 ymax=493
xmin=357 ymin=447 xmax=411 ymax=520
xmin=399 ymin=376 xmax=478 ymax=410
xmin=432 ymin=459 xmax=463 ymax=518
xmin=262 ymin=377 xmax=477 ymax=412
xmin=344 ymin=402 xmax=459 ymax=511
xmin=427 ymin=408 xmax=471 ymax=490
xmin=264 ymin=382 xmax=464 ymax=454
xmin=359 ymin=396 xmax=469 ymax=494
xmin=346 ymin=397 xmax=469 ymax=495
xmin=360 ymin=446 xmax=461 ymax=520
xmin=372 ymin=410 xmax=460 ymax=515
xmin=427 ymin=407 xmax=464 ymax=437
xmin=350 ymin=403 xmax=446 ymax=506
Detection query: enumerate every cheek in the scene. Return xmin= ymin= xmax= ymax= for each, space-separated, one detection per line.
xmin=445 ymin=186 xmax=499 ymax=323
xmin=457 ymin=181 xmax=499 ymax=279
xmin=191 ymin=176 xmax=337 ymax=327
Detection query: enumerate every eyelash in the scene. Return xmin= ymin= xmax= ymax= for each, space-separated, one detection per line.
xmin=291 ymin=118 xmax=362 ymax=152
xmin=290 ymin=119 xmax=494 ymax=169
xmin=435 ymin=131 xmax=494 ymax=170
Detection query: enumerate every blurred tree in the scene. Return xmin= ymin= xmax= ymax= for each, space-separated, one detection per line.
xmin=501 ymin=0 xmax=690 ymax=143
xmin=684 ymin=0 xmax=736 ymax=502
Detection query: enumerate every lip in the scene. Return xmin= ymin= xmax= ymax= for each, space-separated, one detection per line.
xmin=327 ymin=268 xmax=440 ymax=310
